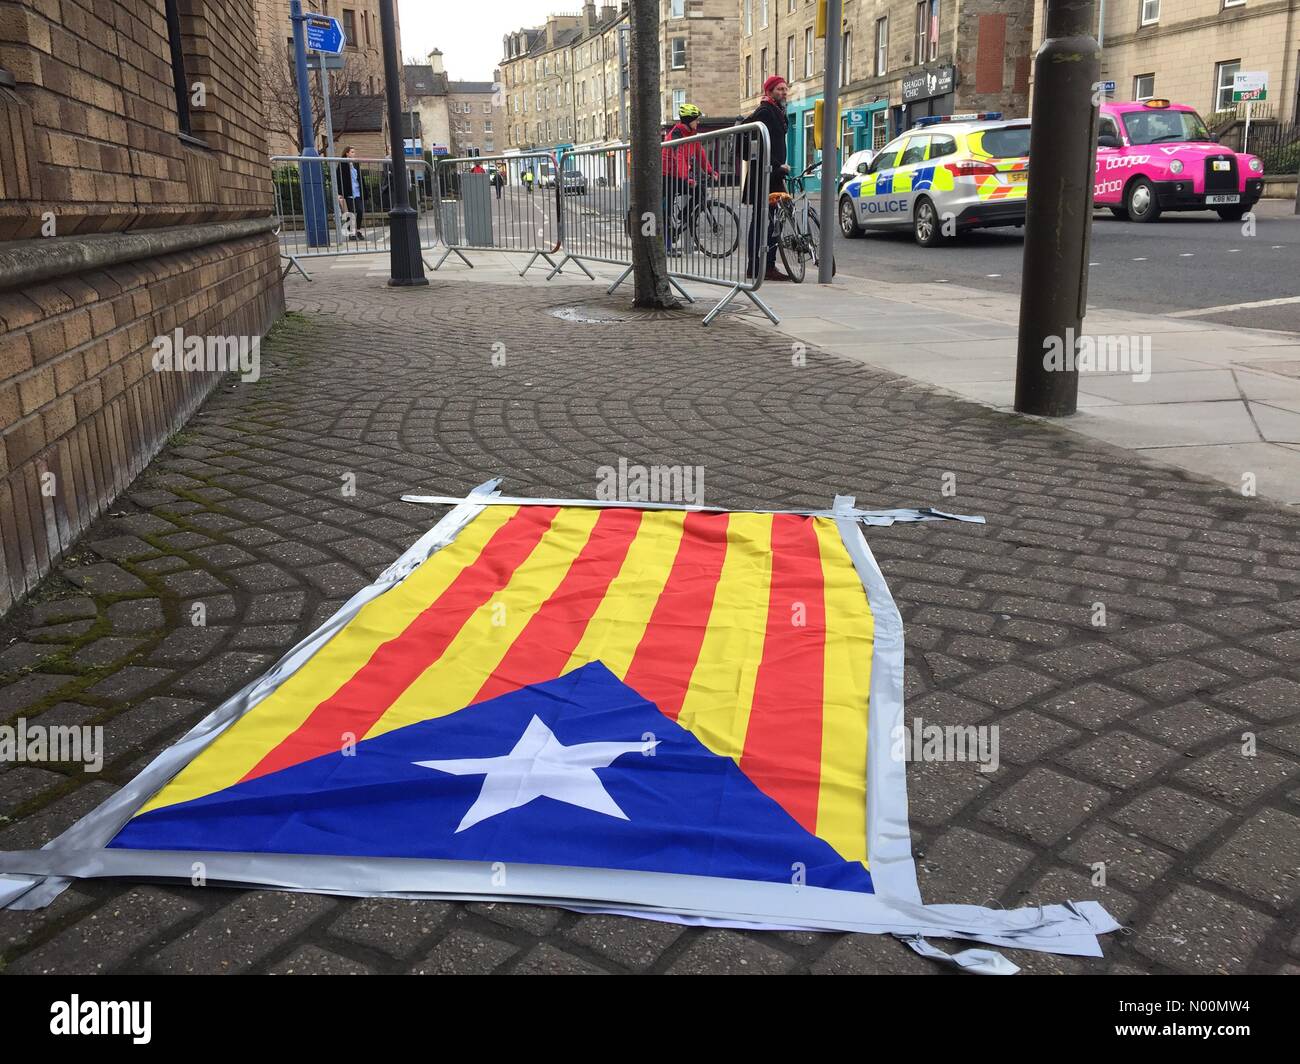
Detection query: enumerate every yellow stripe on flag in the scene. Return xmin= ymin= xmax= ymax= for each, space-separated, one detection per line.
xmin=562 ymin=509 xmax=686 ymax=679
xmin=812 ymin=517 xmax=873 ymax=865
xmin=363 ymin=506 xmax=604 ymax=739
xmin=675 ymin=512 xmax=773 ymax=761
xmin=136 ymin=505 xmax=518 ymax=815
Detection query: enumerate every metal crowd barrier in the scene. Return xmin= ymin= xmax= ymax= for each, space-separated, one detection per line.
xmin=430 ymin=151 xmax=565 ymax=276
xmin=547 ymin=122 xmax=776 ymax=326
xmin=271 ymin=154 xmax=438 ymax=279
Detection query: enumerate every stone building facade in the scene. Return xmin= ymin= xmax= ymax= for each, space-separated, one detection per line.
xmin=0 ymin=0 xmax=284 ymax=614
xmin=1031 ymin=0 xmax=1300 ymax=126
xmin=738 ymin=0 xmax=1034 ymax=183
xmin=500 ymin=0 xmax=741 ymax=151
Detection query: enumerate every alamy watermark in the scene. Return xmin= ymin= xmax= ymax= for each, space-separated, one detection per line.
xmin=151 ymin=328 xmax=261 ymax=382
xmin=0 ymin=718 xmax=103 ymax=773
xmin=596 ymin=458 xmax=704 ymax=505
xmin=1043 ymin=327 xmax=1151 ymax=383
xmin=891 ymin=717 xmax=1000 ymax=773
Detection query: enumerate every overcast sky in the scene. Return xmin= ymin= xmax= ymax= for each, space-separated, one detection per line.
xmin=399 ymin=0 xmax=566 ymax=81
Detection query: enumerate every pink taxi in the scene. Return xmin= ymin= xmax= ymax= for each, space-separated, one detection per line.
xmin=1094 ymin=99 xmax=1265 ymax=223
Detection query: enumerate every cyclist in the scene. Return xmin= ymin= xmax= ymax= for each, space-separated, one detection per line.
xmin=661 ymin=103 xmax=718 ymax=255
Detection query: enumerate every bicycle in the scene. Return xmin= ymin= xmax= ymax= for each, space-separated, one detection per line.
xmin=666 ymin=180 xmax=741 ymax=259
xmin=770 ymin=160 xmax=834 ymax=283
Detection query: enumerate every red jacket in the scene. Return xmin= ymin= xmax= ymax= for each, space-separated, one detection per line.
xmin=660 ymin=122 xmax=718 ymax=182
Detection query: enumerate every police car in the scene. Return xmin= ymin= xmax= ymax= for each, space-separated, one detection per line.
xmin=838 ymin=113 xmax=1030 ymax=247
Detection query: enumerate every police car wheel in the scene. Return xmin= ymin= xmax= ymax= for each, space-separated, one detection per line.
xmin=838 ymin=198 xmax=862 ymax=238
xmin=1125 ymin=178 xmax=1162 ymax=223
xmin=913 ymin=198 xmax=947 ymax=247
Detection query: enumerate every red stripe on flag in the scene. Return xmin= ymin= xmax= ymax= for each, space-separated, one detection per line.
xmin=473 ymin=507 xmax=645 ymax=704
xmin=739 ymin=514 xmax=826 ymax=833
xmin=242 ymin=506 xmax=560 ymax=781
xmin=621 ymin=510 xmax=730 ymax=722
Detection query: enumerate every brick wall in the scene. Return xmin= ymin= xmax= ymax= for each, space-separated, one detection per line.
xmin=0 ymin=0 xmax=284 ymax=615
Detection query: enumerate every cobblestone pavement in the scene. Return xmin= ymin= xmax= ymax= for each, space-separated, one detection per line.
xmin=1 ymin=272 xmax=1297 ymax=975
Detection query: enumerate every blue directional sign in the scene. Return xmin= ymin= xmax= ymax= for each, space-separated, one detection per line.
xmin=303 ymin=13 xmax=345 ymax=54
xmin=1102 ymin=80 xmax=1116 ymax=94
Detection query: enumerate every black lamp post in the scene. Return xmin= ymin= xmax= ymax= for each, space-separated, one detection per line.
xmin=378 ymin=0 xmax=427 ymax=286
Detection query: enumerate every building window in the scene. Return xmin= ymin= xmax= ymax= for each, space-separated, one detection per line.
xmin=163 ymin=0 xmax=192 ymax=137
xmin=1222 ymin=0 xmax=1245 ymax=6
xmin=915 ymin=2 xmax=927 ymax=63
xmin=1140 ymin=0 xmax=1159 ymax=25
xmin=803 ymin=108 xmax=817 ymax=169
xmin=760 ymin=47 xmax=767 ymax=79
xmin=1214 ymin=59 xmax=1240 ymax=111
xmin=342 ymin=9 xmax=357 ymax=48
xmin=745 ymin=0 xmax=752 ymax=36
xmin=1133 ymin=73 xmax=1155 ymax=100
xmin=745 ymin=54 xmax=753 ymax=97
xmin=842 ymin=30 xmax=851 ymax=84
xmin=875 ymin=18 xmax=887 ymax=76
xmin=673 ymin=88 xmax=686 ymax=118
xmin=349 ymin=80 xmax=361 ymax=95
xmin=805 ymin=27 xmax=814 ymax=78
xmin=483 ymin=101 xmax=491 ymax=113
xmin=786 ymin=35 xmax=795 ymax=83
xmin=672 ymin=38 xmax=687 ymax=69
xmin=761 ymin=0 xmax=769 ymax=28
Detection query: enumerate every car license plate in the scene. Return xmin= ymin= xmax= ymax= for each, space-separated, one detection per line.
xmin=1206 ymin=194 xmax=1240 ymax=204
xmin=1006 ymin=171 xmax=1027 ymax=183
xmin=1213 ymin=160 xmax=1230 ymax=171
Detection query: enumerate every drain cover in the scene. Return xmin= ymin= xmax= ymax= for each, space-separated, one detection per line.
xmin=548 ymin=305 xmax=631 ymax=324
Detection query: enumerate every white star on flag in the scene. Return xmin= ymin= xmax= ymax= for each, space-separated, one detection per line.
xmin=414 ymin=715 xmax=657 ymax=833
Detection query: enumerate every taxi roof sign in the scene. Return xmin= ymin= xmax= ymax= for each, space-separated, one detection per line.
xmin=1142 ymin=98 xmax=1171 ymax=108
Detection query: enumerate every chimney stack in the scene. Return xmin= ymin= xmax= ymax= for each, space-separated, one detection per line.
xmin=427 ymin=49 xmax=444 ymax=75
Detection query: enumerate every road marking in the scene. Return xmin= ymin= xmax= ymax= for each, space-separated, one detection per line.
xmin=1167 ymin=294 xmax=1300 ymax=318
xmin=1132 ymin=257 xmax=1147 ymax=261
xmin=986 ymin=273 xmax=1001 ymax=278
xmin=1179 ymin=252 xmax=1194 ymax=257
xmin=1089 ymin=261 xmax=1100 ymax=266
xmin=1228 ymin=248 xmax=1240 ymax=253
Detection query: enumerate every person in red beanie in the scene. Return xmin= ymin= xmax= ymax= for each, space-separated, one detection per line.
xmin=742 ymin=75 xmax=791 ymax=282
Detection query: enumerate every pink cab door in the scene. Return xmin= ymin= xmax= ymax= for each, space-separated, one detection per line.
xmin=1093 ymin=112 xmax=1125 ymax=206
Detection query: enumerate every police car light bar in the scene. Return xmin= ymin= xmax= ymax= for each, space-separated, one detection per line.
xmin=915 ymin=112 xmax=1003 ymax=127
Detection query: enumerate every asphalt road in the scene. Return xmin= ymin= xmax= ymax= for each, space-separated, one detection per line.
xmin=833 ymin=198 xmax=1300 ymax=333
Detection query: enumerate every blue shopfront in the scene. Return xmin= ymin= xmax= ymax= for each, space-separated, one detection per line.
xmin=783 ymin=96 xmax=890 ymax=194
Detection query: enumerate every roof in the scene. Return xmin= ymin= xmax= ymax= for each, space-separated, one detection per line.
xmin=331 ymin=94 xmax=385 ymax=133
xmin=405 ymin=64 xmax=448 ymax=98
xmin=1102 ymin=100 xmax=1198 ymax=113
xmin=448 ymin=80 xmax=495 ymax=94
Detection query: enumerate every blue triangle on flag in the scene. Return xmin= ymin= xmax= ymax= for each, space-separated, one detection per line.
xmin=110 ymin=661 xmax=874 ymax=894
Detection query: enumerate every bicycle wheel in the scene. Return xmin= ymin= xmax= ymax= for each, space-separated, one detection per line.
xmin=807 ymin=207 xmax=835 ymax=276
xmin=777 ymin=209 xmax=806 ymax=283
xmin=691 ymin=200 xmax=741 ymax=259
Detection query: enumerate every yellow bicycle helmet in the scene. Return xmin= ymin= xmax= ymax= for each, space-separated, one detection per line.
xmin=677 ymin=103 xmax=702 ymax=120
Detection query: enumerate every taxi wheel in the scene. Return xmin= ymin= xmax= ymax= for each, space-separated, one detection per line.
xmin=1109 ymin=207 xmax=1130 ymax=220
xmin=1125 ymin=178 xmax=1162 ymax=223
xmin=913 ymin=197 xmax=948 ymax=247
xmin=839 ymin=197 xmax=862 ymax=238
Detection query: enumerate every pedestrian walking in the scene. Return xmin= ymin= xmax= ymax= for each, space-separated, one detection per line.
xmin=337 ymin=146 xmax=366 ymax=240
xmin=741 ymin=76 xmax=791 ymax=282
xmin=523 ymin=167 xmax=535 ymax=194
xmin=492 ymin=164 xmax=505 ymax=200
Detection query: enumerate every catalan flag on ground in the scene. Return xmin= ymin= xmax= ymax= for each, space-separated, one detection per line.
xmin=0 ymin=484 xmax=1118 ymax=966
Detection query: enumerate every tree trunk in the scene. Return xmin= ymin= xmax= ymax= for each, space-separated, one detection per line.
xmin=627 ymin=0 xmax=679 ymax=309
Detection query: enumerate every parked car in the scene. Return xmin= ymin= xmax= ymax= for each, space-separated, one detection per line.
xmin=838 ymin=112 xmax=1029 ymax=247
xmin=1094 ymin=99 xmax=1265 ymax=222
xmin=560 ymin=170 xmax=588 ymax=195
xmin=839 ymin=148 xmax=875 ymax=192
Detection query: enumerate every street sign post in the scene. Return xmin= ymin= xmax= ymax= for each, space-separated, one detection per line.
xmin=289 ymin=0 xmax=329 ymax=247
xmin=1233 ymin=72 xmax=1268 ymax=154
xmin=304 ymin=13 xmax=345 ymax=54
